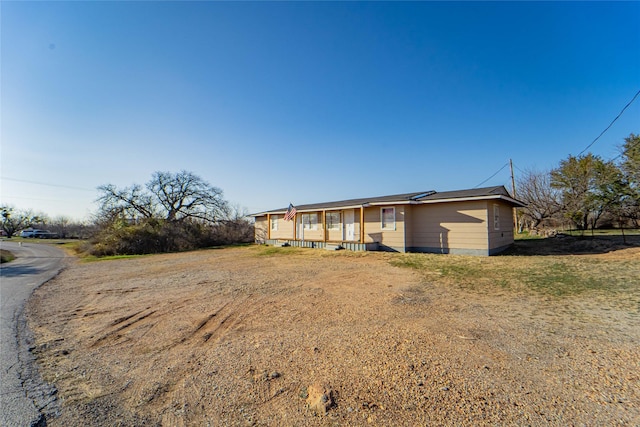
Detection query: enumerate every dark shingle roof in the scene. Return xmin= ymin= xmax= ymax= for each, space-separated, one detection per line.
xmin=252 ymin=186 xmax=523 ymax=215
xmin=284 ymin=190 xmax=436 ymax=212
xmin=416 ymin=186 xmax=511 ymax=201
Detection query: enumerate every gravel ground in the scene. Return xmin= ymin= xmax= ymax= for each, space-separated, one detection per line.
xmin=26 ymin=245 xmax=640 ymax=426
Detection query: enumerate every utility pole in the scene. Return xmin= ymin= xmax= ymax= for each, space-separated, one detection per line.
xmin=509 ymin=158 xmax=516 ymax=198
xmin=509 ymin=158 xmax=518 ymax=231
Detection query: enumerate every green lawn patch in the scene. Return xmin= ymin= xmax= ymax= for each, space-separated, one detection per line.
xmin=389 ymin=250 xmax=639 ymax=299
xmin=252 ymin=245 xmax=304 ymax=256
xmin=0 ymin=249 xmax=15 ymax=263
xmin=81 ymin=254 xmax=148 ymax=263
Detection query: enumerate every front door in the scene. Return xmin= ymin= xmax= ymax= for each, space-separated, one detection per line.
xmin=297 ymin=215 xmax=304 ymax=240
xmin=344 ymin=209 xmax=355 ymax=241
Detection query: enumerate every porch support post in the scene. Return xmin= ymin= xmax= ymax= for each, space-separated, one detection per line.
xmin=267 ymin=214 xmax=271 ymax=240
xmin=323 ymin=210 xmax=327 ymax=243
xmin=360 ymin=206 xmax=365 ymax=243
xmin=293 ymin=214 xmax=297 ymax=241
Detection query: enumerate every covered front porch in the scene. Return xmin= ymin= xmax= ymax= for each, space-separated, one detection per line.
xmin=265 ymin=206 xmax=370 ymax=249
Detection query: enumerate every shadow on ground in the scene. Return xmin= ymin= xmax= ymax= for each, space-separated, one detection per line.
xmin=0 ymin=265 xmax=44 ymax=278
xmin=501 ymin=234 xmax=640 ymax=256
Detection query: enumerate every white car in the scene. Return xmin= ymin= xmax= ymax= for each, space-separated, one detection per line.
xmin=20 ymin=229 xmax=41 ymax=237
xmin=20 ymin=229 xmax=58 ymax=238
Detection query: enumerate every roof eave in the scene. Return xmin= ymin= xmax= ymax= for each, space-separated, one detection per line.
xmin=250 ymin=200 xmax=419 ymax=216
xmin=248 ymin=211 xmax=286 ymax=217
xmin=419 ymin=194 xmax=526 ymax=207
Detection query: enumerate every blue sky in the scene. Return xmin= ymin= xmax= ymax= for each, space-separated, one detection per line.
xmin=2 ymin=1 xmax=639 ymax=221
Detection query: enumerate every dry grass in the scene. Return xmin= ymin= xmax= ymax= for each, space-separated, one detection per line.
xmin=391 ymin=251 xmax=639 ymax=298
xmin=389 ymin=236 xmax=639 ymax=298
xmin=26 ymin=238 xmax=640 ymax=426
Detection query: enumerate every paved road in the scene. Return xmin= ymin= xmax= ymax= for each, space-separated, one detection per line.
xmin=1 ymin=241 xmax=65 ymax=427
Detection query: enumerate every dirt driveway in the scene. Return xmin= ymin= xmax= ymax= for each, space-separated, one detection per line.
xmin=27 ymin=244 xmax=640 ymax=426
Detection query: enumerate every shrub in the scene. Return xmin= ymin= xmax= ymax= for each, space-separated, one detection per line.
xmin=84 ymin=217 xmax=254 ymax=256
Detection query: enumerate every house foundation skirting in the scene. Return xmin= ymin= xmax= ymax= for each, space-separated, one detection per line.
xmin=264 ymin=239 xmax=378 ymax=252
xmin=263 ymin=240 xmax=512 ymax=256
xmin=406 ymin=243 xmax=513 ymax=256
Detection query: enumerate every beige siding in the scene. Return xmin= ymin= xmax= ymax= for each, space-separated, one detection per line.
xmin=326 ymin=210 xmax=343 ymax=242
xmin=363 ymin=205 xmax=407 ymax=251
xmin=254 ymin=216 xmax=268 ymax=243
xmin=487 ymin=201 xmax=515 ymax=251
xmin=409 ymin=201 xmax=488 ymax=252
xmin=404 ymin=205 xmax=413 ymax=248
xmin=270 ymin=214 xmax=295 ymax=240
xmin=327 ymin=228 xmax=342 ymax=241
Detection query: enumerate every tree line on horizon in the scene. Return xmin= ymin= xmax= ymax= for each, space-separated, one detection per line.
xmin=1 ymin=170 xmax=254 ymax=255
xmin=517 ymin=133 xmax=639 ymax=233
xmin=1 ymin=207 xmax=95 ymax=239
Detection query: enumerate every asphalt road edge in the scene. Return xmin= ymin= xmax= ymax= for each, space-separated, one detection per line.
xmin=16 ymin=266 xmax=65 ymax=426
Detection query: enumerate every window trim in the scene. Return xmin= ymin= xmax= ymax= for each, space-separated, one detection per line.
xmin=493 ymin=204 xmax=500 ymax=231
xmin=381 ymin=207 xmax=396 ymax=231
xmin=302 ymin=213 xmax=318 ymax=231
xmin=326 ymin=212 xmax=341 ymax=231
xmin=270 ymin=215 xmax=278 ymax=231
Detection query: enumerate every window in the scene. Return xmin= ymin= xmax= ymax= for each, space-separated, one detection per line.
xmin=326 ymin=212 xmax=341 ymax=231
xmin=302 ymin=213 xmax=318 ymax=230
xmin=270 ymin=215 xmax=278 ymax=231
xmin=381 ymin=207 xmax=395 ymax=230
xmin=493 ymin=205 xmax=500 ymax=230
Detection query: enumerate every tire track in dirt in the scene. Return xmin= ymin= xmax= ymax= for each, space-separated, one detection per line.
xmin=124 ymin=294 xmax=263 ymax=418
xmin=189 ymin=300 xmax=234 ymax=344
xmin=90 ymin=308 xmax=156 ymax=348
xmin=87 ymin=294 xmax=206 ymax=350
xmin=163 ymin=296 xmax=251 ymax=349
xmin=198 ymin=297 xmax=254 ymax=345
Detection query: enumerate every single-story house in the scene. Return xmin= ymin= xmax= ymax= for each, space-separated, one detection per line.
xmin=251 ymin=186 xmax=526 ymax=256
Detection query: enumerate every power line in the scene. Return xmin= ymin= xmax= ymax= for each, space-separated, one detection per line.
xmin=0 ymin=194 xmax=92 ymax=202
xmin=0 ymin=177 xmax=94 ymax=192
xmin=513 ymin=163 xmax=526 ymax=174
xmin=577 ymin=89 xmax=640 ymax=156
xmin=609 ymin=135 xmax=640 ymax=162
xmin=474 ymin=163 xmax=509 ymax=188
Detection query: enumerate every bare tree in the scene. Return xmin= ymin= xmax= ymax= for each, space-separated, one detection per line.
xmin=91 ymin=171 xmax=248 ymax=255
xmin=97 ymin=171 xmax=227 ymax=224
xmin=516 ymin=169 xmax=562 ymax=229
xmin=147 ymin=170 xmax=227 ymax=223
xmin=96 ymin=183 xmax=156 ymax=222
xmin=49 ymin=216 xmax=71 ymax=238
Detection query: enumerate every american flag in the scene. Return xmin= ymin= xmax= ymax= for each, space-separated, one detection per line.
xmin=283 ymin=203 xmax=297 ymax=221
